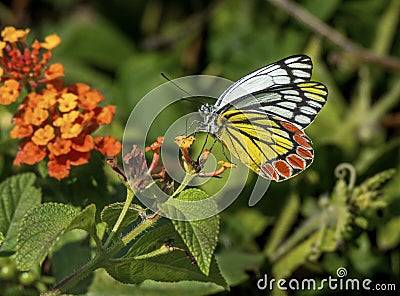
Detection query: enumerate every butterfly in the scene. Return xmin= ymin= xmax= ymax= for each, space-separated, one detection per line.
xmin=196 ymin=55 xmax=328 ymax=182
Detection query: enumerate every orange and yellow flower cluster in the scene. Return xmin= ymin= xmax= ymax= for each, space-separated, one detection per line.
xmin=0 ymin=27 xmax=121 ymax=180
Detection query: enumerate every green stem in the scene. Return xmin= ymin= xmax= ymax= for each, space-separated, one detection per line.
xmin=104 ymin=187 xmax=135 ymax=248
xmin=110 ymin=244 xmax=172 ymax=263
xmin=91 ymin=230 xmax=104 ymax=253
xmin=46 ymin=210 xmax=160 ymax=295
xmin=122 ymin=213 xmax=160 ymax=245
xmin=171 ymin=173 xmax=195 ymax=198
xmin=45 ymin=253 xmax=106 ymax=295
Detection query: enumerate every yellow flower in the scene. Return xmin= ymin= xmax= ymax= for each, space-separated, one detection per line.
xmin=32 ymin=125 xmax=55 ymax=146
xmin=0 ymin=42 xmax=5 ymax=57
xmin=1 ymin=26 xmax=30 ymax=43
xmin=40 ymin=34 xmax=61 ymax=50
xmin=58 ymin=93 xmax=78 ymax=112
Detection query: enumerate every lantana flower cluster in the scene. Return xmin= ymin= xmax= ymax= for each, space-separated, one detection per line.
xmin=0 ymin=27 xmax=121 ymax=180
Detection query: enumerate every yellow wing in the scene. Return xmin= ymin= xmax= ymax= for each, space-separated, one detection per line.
xmin=218 ymin=110 xmax=314 ymax=182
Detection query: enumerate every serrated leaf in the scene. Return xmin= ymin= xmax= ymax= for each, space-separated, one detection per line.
xmin=106 ymin=224 xmax=227 ymax=289
xmin=67 ymin=204 xmax=97 ymax=235
xmin=171 ymin=189 xmax=220 ymax=276
xmin=100 ymin=202 xmax=142 ymax=234
xmin=0 ymin=173 xmax=41 ymax=254
xmin=16 ymin=203 xmax=77 ymax=270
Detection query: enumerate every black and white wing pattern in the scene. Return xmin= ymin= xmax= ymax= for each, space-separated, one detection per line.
xmin=230 ymin=82 xmax=328 ymax=129
xmin=215 ymin=55 xmax=313 ymax=109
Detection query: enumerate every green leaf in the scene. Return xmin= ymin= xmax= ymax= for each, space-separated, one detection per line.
xmin=0 ymin=173 xmax=41 ymax=255
xmin=16 ymin=203 xmax=77 ymax=270
xmin=87 ymin=269 xmax=224 ymax=296
xmin=106 ymin=223 xmax=227 ymax=289
xmin=100 ymin=202 xmax=142 ymax=233
xmin=171 ymin=189 xmax=220 ymax=276
xmin=67 ymin=204 xmax=97 ymax=235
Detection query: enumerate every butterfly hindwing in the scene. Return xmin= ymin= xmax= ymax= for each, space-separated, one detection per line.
xmin=218 ymin=110 xmax=314 ymax=181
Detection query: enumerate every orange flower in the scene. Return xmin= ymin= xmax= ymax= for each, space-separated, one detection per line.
xmin=32 ymin=125 xmax=55 ymax=145
xmin=78 ymin=90 xmax=103 ymax=110
xmin=48 ymin=157 xmax=70 ymax=180
xmin=58 ymin=93 xmax=78 ymax=112
xmin=0 ymin=26 xmax=61 ymax=94
xmin=96 ymin=105 xmax=116 ymax=125
xmin=48 ymin=138 xmax=72 ymax=156
xmin=0 ymin=79 xmax=20 ymax=105
xmin=94 ymin=136 xmax=122 ymax=156
xmin=2 ymin=27 xmax=122 ymax=180
xmin=10 ymin=122 xmax=33 ymax=139
xmin=45 ymin=63 xmax=64 ymax=80
xmin=72 ymin=135 xmax=94 ymax=152
xmin=14 ymin=141 xmax=46 ymax=165
xmin=69 ymin=151 xmax=90 ymax=166
xmin=146 ymin=136 xmax=165 ymax=153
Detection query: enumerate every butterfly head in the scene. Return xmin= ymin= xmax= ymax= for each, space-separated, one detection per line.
xmin=198 ymin=103 xmax=221 ymax=133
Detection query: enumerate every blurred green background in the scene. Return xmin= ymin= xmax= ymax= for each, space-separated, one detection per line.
xmin=0 ymin=0 xmax=399 ymax=295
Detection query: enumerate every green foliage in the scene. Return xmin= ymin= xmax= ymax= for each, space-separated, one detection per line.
xmin=0 ymin=173 xmax=41 ymax=255
xmin=106 ymin=223 xmax=227 ymax=288
xmin=16 ymin=203 xmax=77 ymax=270
xmin=265 ymin=166 xmax=396 ymax=279
xmin=101 ymin=202 xmax=143 ymax=235
xmin=172 ymin=189 xmax=220 ymax=275
xmin=67 ymin=204 xmax=97 ymax=235
xmin=1 ymin=0 xmax=400 ymax=294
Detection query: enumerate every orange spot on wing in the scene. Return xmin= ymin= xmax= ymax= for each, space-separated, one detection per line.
xmin=273 ymin=160 xmax=292 ymax=178
xmin=293 ymin=135 xmax=311 ymax=149
xmin=286 ymin=154 xmax=305 ymax=169
xmin=281 ymin=121 xmax=303 ymax=134
xmin=261 ymin=163 xmax=279 ymax=181
xmin=297 ymin=147 xmax=313 ymax=159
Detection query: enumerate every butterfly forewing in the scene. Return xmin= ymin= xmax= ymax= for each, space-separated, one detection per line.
xmin=225 ymin=82 xmax=328 ymax=129
xmin=215 ymin=55 xmax=313 ymax=109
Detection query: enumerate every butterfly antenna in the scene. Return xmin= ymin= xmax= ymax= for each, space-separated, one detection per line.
xmin=161 ymin=73 xmax=193 ymax=97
